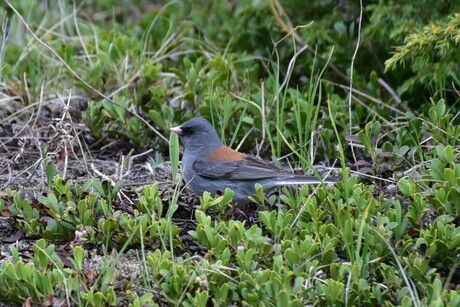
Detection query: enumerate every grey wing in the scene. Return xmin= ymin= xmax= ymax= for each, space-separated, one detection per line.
xmin=192 ymin=156 xmax=286 ymax=180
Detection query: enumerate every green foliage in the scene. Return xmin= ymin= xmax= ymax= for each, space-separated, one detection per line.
xmin=4 ymin=177 xmax=180 ymax=248
xmin=2 ymin=0 xmax=460 ymax=306
xmin=385 ymin=13 xmax=460 ymax=94
xmin=0 ymin=239 xmax=119 ymax=305
xmin=126 ymin=291 xmax=156 ymax=307
xmin=199 ymin=189 xmax=234 ymax=214
xmin=3 ymin=104 xmax=460 ymax=304
xmin=147 ymin=172 xmax=460 ymax=305
xmin=278 ymin=1 xmax=460 ymax=104
xmin=352 ymin=99 xmax=460 ymax=177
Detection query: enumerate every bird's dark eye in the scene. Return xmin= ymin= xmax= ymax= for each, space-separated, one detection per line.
xmin=182 ymin=127 xmax=195 ymax=135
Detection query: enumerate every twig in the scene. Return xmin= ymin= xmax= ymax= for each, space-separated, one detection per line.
xmin=73 ymin=1 xmax=93 ymax=67
xmin=235 ymin=126 xmax=254 ymax=152
xmin=327 ymin=80 xmax=406 ymax=116
xmin=91 ymin=163 xmax=134 ymax=205
xmin=377 ymin=78 xmax=402 ymax=105
xmin=273 ymin=44 xmax=310 ymax=103
xmin=268 ymin=0 xmax=349 ymax=82
xmin=257 ymin=80 xmax=266 ymax=157
xmin=348 ymin=0 xmax=364 ymax=164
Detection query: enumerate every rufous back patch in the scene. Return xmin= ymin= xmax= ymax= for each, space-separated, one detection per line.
xmin=205 ymin=145 xmax=245 ymax=161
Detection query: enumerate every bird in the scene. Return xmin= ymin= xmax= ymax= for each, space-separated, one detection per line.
xmin=170 ymin=117 xmax=338 ymax=203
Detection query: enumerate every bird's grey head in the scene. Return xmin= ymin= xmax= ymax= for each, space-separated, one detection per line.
xmin=171 ymin=117 xmax=223 ymax=156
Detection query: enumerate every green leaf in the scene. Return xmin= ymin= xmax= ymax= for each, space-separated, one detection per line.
xmin=444 ymin=145 xmax=455 ymax=164
xmin=92 ymin=179 xmax=106 ymax=197
xmin=169 ymin=132 xmax=180 ymax=182
xmin=431 ymin=158 xmax=445 ymax=180
xmin=72 ymin=246 xmax=85 ymax=271
xmin=398 ymin=178 xmax=415 ymax=196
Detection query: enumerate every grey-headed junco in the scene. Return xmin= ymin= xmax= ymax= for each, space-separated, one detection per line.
xmin=170 ymin=117 xmax=338 ymax=203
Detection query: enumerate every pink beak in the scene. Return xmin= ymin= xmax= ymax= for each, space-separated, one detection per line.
xmin=169 ymin=126 xmax=183 ymax=135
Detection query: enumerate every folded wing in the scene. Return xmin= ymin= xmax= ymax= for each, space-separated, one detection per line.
xmin=193 ymin=156 xmax=315 ymax=180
